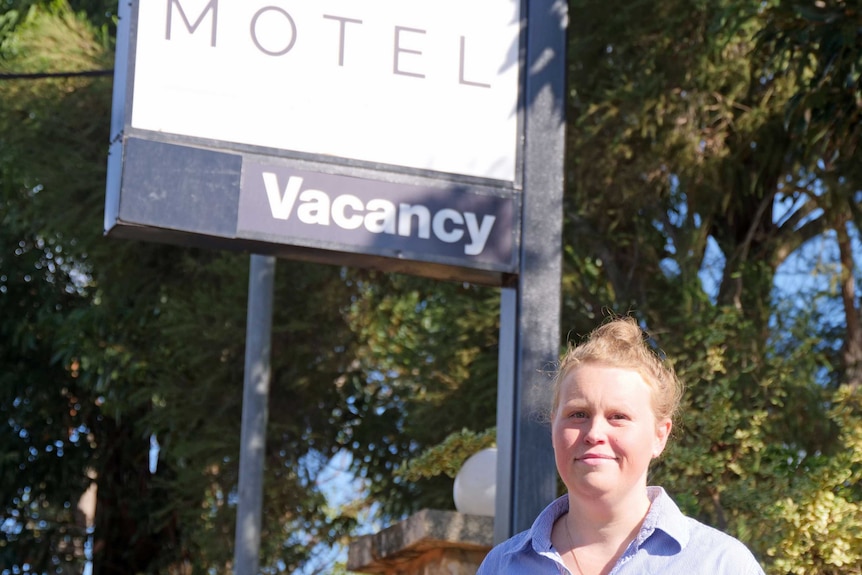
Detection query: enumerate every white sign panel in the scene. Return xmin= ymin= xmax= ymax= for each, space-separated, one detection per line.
xmin=131 ymin=0 xmax=522 ymax=181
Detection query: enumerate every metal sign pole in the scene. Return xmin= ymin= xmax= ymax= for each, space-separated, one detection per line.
xmin=494 ymin=0 xmax=567 ymax=541
xmin=233 ymin=254 xmax=276 ymax=574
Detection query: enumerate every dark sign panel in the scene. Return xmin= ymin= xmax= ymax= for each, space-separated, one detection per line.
xmin=239 ymin=162 xmax=514 ymax=265
xmin=105 ymin=0 xmax=524 ymax=285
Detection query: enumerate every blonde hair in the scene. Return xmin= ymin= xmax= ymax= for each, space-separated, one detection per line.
xmin=551 ymin=317 xmax=683 ymax=424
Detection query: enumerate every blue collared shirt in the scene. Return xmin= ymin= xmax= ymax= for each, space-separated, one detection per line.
xmin=477 ymin=487 xmax=765 ymax=574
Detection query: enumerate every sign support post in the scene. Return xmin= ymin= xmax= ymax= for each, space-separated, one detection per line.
xmin=495 ymin=0 xmax=567 ymax=541
xmin=233 ymin=255 xmax=276 ymax=575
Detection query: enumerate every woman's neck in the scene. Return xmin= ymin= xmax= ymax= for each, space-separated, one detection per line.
xmin=551 ymin=491 xmax=652 ymax=575
xmin=566 ymin=488 xmax=651 ymax=547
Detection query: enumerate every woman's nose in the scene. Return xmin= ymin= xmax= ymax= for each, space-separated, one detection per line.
xmin=583 ymin=417 xmax=608 ymax=444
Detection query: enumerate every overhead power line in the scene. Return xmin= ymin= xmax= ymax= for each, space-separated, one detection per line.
xmin=0 ymin=69 xmax=114 ymax=80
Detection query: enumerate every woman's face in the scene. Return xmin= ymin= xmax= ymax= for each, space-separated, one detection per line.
xmin=552 ymin=363 xmax=671 ymax=504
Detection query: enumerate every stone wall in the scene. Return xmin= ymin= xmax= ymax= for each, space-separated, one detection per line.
xmin=347 ymin=509 xmax=494 ymax=575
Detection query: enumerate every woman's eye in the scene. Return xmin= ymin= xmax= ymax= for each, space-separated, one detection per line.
xmin=569 ymin=411 xmax=587 ymax=419
xmin=610 ymin=413 xmax=629 ymax=421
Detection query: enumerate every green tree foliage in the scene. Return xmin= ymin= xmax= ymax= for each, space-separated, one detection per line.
xmin=339 ymin=272 xmax=501 ymax=517
xmin=1 ymin=3 xmax=115 ymax=571
xmin=1 ymin=2 xmax=364 ymax=573
xmin=556 ymin=0 xmax=862 ymax=572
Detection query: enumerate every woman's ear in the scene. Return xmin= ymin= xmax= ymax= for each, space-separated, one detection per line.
xmin=653 ymin=419 xmax=672 ymax=458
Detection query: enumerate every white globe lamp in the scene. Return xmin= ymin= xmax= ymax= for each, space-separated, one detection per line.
xmin=453 ymin=447 xmax=497 ymax=517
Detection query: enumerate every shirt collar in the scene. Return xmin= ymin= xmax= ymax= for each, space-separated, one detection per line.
xmin=641 ymin=486 xmax=689 ymax=550
xmin=502 ymin=493 xmax=569 ymax=558
xmin=503 ymin=486 xmax=690 ymax=558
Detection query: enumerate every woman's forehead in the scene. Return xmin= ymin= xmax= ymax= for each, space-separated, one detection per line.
xmin=560 ymin=364 xmax=655 ymax=400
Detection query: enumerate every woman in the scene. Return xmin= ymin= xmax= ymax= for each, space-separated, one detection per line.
xmin=477 ymin=317 xmax=765 ymax=574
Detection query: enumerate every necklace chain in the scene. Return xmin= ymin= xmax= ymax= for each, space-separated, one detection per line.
xmin=563 ymin=516 xmax=586 ymax=575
